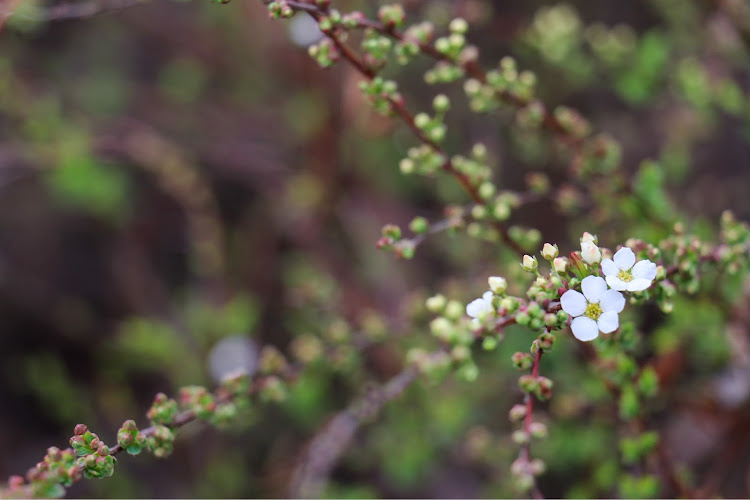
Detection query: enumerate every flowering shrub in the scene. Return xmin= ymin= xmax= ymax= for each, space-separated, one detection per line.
xmin=1 ymin=0 xmax=750 ymax=498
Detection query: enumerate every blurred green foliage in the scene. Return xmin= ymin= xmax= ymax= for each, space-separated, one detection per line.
xmin=0 ymin=0 xmax=749 ymax=498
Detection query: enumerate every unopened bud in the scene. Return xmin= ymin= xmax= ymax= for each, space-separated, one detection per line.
xmin=581 ymin=241 xmax=602 ymax=265
xmin=488 ymin=276 xmax=507 ymax=294
xmin=553 ymin=257 xmax=567 ymax=274
xmin=521 ymin=254 xmax=538 ymax=272
xmin=541 ymin=243 xmax=558 ymax=260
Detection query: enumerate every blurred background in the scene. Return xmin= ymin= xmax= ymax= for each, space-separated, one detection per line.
xmin=1 ymin=0 xmax=750 ymax=497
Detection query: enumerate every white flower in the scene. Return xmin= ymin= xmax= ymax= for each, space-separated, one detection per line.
xmin=581 ymin=241 xmax=602 ymax=265
xmin=466 ymin=291 xmax=494 ymax=324
xmin=560 ymin=276 xmax=625 ymax=341
xmin=601 ymin=247 xmax=657 ymax=292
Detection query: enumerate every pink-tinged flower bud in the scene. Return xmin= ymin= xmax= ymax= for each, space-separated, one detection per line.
xmin=529 ymin=422 xmax=548 ymax=439
xmin=581 ymin=241 xmax=602 ymax=265
xmin=568 ymin=251 xmax=588 ymax=277
xmin=508 ymin=404 xmax=527 ymax=422
xmin=74 ymin=424 xmax=87 ymax=436
xmin=553 ymin=257 xmax=568 ymax=274
xmin=8 ymin=475 xmax=24 ymax=489
xmin=581 ymin=232 xmax=597 ymax=244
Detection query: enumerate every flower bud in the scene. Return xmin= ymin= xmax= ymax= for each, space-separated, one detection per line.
xmin=425 ymin=294 xmax=446 ymax=312
xmin=488 ymin=276 xmax=507 ymax=294
xmin=409 ymin=216 xmax=429 ymax=234
xmin=529 ymin=422 xmax=548 ymax=439
xmin=521 ymin=254 xmax=538 ymax=272
xmin=541 ymin=243 xmax=558 ymax=260
xmin=581 ymin=232 xmax=597 ymax=244
xmin=449 ymin=17 xmax=468 ymax=34
xmin=432 ymin=94 xmax=450 ymax=112
xmin=553 ymin=257 xmax=567 ymax=274
xmin=581 ymin=241 xmax=602 ymax=265
xmin=508 ymin=404 xmax=527 ymax=421
xmin=74 ymin=424 xmax=88 ymax=436
xmin=511 ymin=352 xmax=533 ymax=370
xmin=444 ymin=300 xmax=464 ymax=320
xmin=512 ymin=430 xmax=530 ymax=445
xmin=518 ymin=374 xmax=539 ymax=393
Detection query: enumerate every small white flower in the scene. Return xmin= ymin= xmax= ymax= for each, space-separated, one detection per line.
xmin=466 ymin=291 xmax=494 ymax=324
xmin=560 ymin=276 xmax=625 ymax=341
xmin=581 ymin=241 xmax=602 ymax=265
xmin=601 ymin=247 xmax=657 ymax=292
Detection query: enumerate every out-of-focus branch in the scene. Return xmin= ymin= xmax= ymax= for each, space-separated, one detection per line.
xmin=0 ymin=0 xmax=146 ymax=29
xmin=289 ymin=365 xmax=419 ymax=498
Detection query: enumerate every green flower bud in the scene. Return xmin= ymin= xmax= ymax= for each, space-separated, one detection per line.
xmin=518 ymin=374 xmax=539 ymax=393
xmin=409 ymin=216 xmax=429 ymax=234
xmin=426 ymin=294 xmax=447 ymax=312
xmin=433 ymin=94 xmax=450 ymax=112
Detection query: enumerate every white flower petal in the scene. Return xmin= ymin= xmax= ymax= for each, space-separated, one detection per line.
xmin=601 ymin=258 xmax=619 ymax=277
xmin=560 ymin=290 xmax=587 ymax=317
xmin=571 ymin=317 xmax=599 ymax=341
xmin=605 ymin=275 xmax=628 ymax=291
xmin=466 ymin=298 xmax=490 ymax=318
xmin=597 ymin=311 xmax=619 ymax=333
xmin=600 ymin=289 xmax=625 ymax=313
xmin=632 ymin=260 xmax=657 ymax=281
xmin=627 ymin=278 xmax=653 ymax=292
xmin=482 ymin=291 xmax=494 ymax=302
xmin=613 ymin=247 xmax=635 ymax=270
xmin=581 ymin=276 xmax=607 ymax=303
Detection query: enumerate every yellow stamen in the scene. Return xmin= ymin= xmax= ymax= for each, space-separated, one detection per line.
xmin=584 ymin=303 xmax=602 ymax=320
xmin=617 ymin=269 xmax=633 ymax=282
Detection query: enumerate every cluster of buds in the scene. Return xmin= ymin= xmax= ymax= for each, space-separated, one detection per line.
xmin=308 ymin=39 xmax=340 ymax=68
xmin=399 ymin=143 xmax=444 ymax=175
xmin=70 ymin=425 xmax=116 ymax=479
xmin=377 ymin=223 xmax=416 ymax=259
xmin=553 ymin=106 xmax=592 ymax=140
xmin=358 ymin=77 xmax=400 ymax=116
xmin=265 ymin=0 xmax=293 ymax=19
xmin=395 ymin=22 xmax=435 ymax=65
xmin=147 ymin=426 xmax=175 ymax=458
xmin=361 ymin=30 xmax=393 ymax=70
xmin=464 ymin=57 xmax=537 ymax=113
xmin=146 ymin=392 xmax=179 ymax=425
xmin=178 ymin=386 xmax=217 ymax=420
xmin=116 ymin=420 xmax=148 ymax=456
xmin=13 ymin=446 xmax=80 ymax=498
xmin=376 ymin=4 xmax=405 ymax=29
xmin=412 ymin=94 xmax=450 ymax=143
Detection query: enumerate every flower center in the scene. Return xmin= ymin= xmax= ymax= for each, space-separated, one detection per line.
xmin=617 ymin=269 xmax=633 ymax=283
xmin=584 ymin=302 xmax=602 ymax=320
